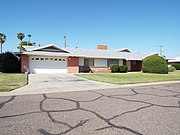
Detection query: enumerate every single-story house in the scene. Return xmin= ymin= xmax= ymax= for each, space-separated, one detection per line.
xmin=18 ymin=44 xmax=149 ymax=74
xmin=168 ymin=56 xmax=180 ymax=64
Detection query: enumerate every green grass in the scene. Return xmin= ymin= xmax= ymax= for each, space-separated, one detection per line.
xmin=0 ymin=73 xmax=28 ymax=92
xmin=76 ymin=70 xmax=180 ymax=85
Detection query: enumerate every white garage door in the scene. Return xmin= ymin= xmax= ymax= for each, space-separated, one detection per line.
xmin=29 ymin=56 xmax=67 ymax=73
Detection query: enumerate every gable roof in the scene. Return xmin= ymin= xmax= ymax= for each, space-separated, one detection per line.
xmin=116 ymin=48 xmax=131 ymax=53
xmin=22 ymin=46 xmax=38 ymax=51
xmin=23 ymin=44 xmax=70 ymax=52
xmin=21 ymin=44 xmax=80 ymax=57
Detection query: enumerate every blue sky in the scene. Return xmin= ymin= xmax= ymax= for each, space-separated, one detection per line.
xmin=1 ymin=0 xmax=180 ymax=57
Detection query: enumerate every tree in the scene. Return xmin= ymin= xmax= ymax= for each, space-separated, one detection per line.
xmin=17 ymin=41 xmax=33 ymax=51
xmin=0 ymin=33 xmax=6 ymax=54
xmin=20 ymin=41 xmax=33 ymax=46
xmin=20 ymin=41 xmax=28 ymax=46
xmin=17 ymin=41 xmax=35 ymax=51
xmin=17 ymin=33 xmax=25 ymax=42
xmin=17 ymin=33 xmax=25 ymax=51
xmin=27 ymin=41 xmax=33 ymax=46
xmin=28 ymin=34 xmax=31 ymax=42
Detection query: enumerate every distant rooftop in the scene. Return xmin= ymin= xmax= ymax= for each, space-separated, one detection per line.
xmin=169 ymin=56 xmax=180 ymax=62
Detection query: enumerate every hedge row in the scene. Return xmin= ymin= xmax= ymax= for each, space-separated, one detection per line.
xmin=109 ymin=64 xmax=128 ymax=73
xmin=171 ymin=63 xmax=180 ymax=70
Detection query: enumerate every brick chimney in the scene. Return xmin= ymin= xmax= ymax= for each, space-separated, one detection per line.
xmin=97 ymin=45 xmax=108 ymax=50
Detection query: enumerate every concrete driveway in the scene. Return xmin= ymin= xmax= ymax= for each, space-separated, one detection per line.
xmin=11 ymin=74 xmax=119 ymax=95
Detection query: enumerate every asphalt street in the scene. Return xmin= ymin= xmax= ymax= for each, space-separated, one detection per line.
xmin=0 ymin=83 xmax=180 ymax=135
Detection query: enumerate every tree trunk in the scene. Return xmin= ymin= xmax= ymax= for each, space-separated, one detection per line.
xmin=0 ymin=43 xmax=2 ymax=54
xmin=20 ymin=40 xmax=22 ymax=52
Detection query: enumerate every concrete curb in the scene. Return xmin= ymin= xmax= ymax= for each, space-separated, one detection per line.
xmin=112 ymin=80 xmax=180 ymax=88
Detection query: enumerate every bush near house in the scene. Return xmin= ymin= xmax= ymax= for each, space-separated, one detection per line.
xmin=168 ymin=65 xmax=176 ymax=72
xmin=172 ymin=63 xmax=180 ymax=70
xmin=109 ymin=64 xmax=128 ymax=73
xmin=142 ymin=54 xmax=168 ymax=74
xmin=109 ymin=64 xmax=119 ymax=73
xmin=0 ymin=52 xmax=21 ymax=73
xmin=119 ymin=65 xmax=128 ymax=73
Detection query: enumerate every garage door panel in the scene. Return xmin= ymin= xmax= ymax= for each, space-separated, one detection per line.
xmin=29 ymin=56 xmax=67 ymax=73
xmin=33 ymin=69 xmax=67 ymax=74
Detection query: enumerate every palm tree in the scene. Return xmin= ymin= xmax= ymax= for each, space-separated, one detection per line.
xmin=17 ymin=33 xmax=25 ymax=42
xmin=28 ymin=34 xmax=31 ymax=42
xmin=0 ymin=33 xmax=6 ymax=54
xmin=17 ymin=33 xmax=25 ymax=51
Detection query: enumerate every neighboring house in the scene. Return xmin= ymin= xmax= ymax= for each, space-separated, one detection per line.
xmin=18 ymin=44 xmax=149 ymax=74
xmin=168 ymin=56 xmax=180 ymax=64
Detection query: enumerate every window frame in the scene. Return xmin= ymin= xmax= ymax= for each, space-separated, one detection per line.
xmin=84 ymin=58 xmax=94 ymax=66
xmin=107 ymin=59 xmax=119 ymax=66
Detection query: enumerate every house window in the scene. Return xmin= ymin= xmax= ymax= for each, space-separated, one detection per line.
xmin=107 ymin=59 xmax=119 ymax=66
xmin=84 ymin=58 xmax=94 ymax=66
xmin=123 ymin=59 xmax=127 ymax=65
xmin=41 ymin=58 xmax=44 ymax=60
xmin=45 ymin=58 xmax=48 ymax=60
xmin=59 ymin=59 xmax=62 ymax=61
xmin=63 ymin=59 xmax=65 ymax=61
xmin=50 ymin=58 xmax=53 ymax=60
xmin=54 ymin=58 xmax=57 ymax=61
xmin=31 ymin=58 xmax=34 ymax=60
xmin=36 ymin=58 xmax=39 ymax=60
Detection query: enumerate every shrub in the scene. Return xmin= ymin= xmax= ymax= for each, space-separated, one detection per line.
xmin=109 ymin=65 xmax=128 ymax=73
xmin=119 ymin=65 xmax=128 ymax=73
xmin=172 ymin=63 xmax=180 ymax=70
xmin=142 ymin=54 xmax=168 ymax=74
xmin=109 ymin=64 xmax=119 ymax=73
xmin=168 ymin=65 xmax=176 ymax=72
xmin=0 ymin=52 xmax=21 ymax=73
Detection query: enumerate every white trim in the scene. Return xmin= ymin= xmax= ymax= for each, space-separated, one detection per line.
xmin=119 ymin=59 xmax=123 ymax=66
xmin=79 ymin=57 xmax=84 ymax=66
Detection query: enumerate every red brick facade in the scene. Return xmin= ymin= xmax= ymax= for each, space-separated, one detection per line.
xmin=97 ymin=45 xmax=108 ymax=50
xmin=21 ymin=54 xmax=29 ymax=73
xmin=67 ymin=57 xmax=79 ymax=73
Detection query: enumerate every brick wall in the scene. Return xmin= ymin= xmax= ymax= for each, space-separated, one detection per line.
xmin=80 ymin=66 xmax=111 ymax=73
xmin=90 ymin=66 xmax=111 ymax=73
xmin=67 ymin=57 xmax=79 ymax=73
xmin=21 ymin=54 xmax=29 ymax=73
xmin=97 ymin=45 xmax=108 ymax=50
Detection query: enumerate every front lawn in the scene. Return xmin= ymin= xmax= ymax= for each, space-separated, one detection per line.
xmin=0 ymin=73 xmax=28 ymax=92
xmin=76 ymin=70 xmax=180 ymax=85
